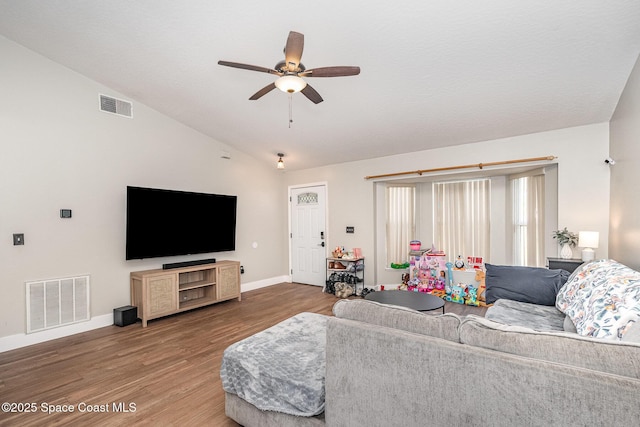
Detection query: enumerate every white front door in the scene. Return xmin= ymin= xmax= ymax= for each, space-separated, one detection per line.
xmin=290 ymin=185 xmax=327 ymax=286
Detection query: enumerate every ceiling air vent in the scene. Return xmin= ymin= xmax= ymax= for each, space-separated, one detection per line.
xmin=99 ymin=94 xmax=133 ymax=118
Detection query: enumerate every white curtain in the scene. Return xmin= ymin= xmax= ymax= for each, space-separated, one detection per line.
xmin=511 ymin=171 xmax=545 ymax=266
xmin=386 ymin=185 xmax=415 ymax=265
xmin=433 ymin=179 xmax=490 ymax=262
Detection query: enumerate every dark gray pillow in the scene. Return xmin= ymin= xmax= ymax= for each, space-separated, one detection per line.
xmin=484 ymin=264 xmax=570 ymax=306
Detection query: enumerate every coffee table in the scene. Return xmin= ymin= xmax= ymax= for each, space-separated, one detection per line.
xmin=365 ymin=290 xmax=445 ymax=314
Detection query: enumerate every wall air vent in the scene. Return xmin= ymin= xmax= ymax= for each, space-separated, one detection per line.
xmin=99 ymin=94 xmax=133 ymax=118
xmin=26 ymin=275 xmax=90 ymax=333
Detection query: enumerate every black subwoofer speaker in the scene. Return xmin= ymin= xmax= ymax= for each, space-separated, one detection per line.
xmin=114 ymin=305 xmax=137 ymax=327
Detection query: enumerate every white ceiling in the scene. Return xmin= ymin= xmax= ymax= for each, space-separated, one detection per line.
xmin=1 ymin=1 xmax=639 ymax=171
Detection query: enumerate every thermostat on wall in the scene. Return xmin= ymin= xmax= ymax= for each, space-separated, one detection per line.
xmin=60 ymin=209 xmax=72 ymax=218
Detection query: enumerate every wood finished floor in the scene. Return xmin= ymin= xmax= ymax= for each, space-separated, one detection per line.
xmin=0 ymin=283 xmax=487 ymax=426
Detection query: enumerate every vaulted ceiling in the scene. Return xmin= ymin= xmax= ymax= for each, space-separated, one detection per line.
xmin=1 ymin=1 xmax=639 ymax=170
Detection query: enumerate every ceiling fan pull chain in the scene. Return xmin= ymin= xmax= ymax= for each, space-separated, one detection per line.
xmin=289 ymin=93 xmax=293 ymax=128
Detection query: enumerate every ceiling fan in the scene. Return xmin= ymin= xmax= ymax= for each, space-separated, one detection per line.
xmin=218 ymin=31 xmax=360 ymax=104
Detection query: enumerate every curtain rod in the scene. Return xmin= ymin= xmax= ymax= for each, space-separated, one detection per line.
xmin=364 ymin=155 xmax=557 ymax=180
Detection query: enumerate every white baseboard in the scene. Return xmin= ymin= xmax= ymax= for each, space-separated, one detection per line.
xmin=0 ymin=276 xmax=290 ymax=353
xmin=241 ymin=275 xmax=291 ymax=292
xmin=0 ymin=313 xmax=113 ymax=353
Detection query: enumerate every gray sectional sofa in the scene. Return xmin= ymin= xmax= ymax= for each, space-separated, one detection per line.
xmin=222 ymin=259 xmax=640 ymax=426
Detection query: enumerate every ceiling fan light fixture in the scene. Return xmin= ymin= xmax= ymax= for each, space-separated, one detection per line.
xmin=275 ymin=75 xmax=307 ymax=93
xmin=277 ymin=153 xmax=285 ymax=169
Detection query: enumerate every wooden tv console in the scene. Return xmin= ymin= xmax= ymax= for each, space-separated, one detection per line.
xmin=130 ymin=260 xmax=241 ymax=327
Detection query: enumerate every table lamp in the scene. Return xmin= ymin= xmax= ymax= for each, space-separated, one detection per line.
xmin=578 ymin=231 xmax=599 ymax=262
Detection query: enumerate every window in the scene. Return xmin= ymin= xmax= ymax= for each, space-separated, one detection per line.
xmin=510 ymin=170 xmax=545 ymax=266
xmin=375 ymin=164 xmax=556 ymax=279
xmin=385 ymin=185 xmax=415 ymax=265
xmin=433 ymin=179 xmax=490 ymax=261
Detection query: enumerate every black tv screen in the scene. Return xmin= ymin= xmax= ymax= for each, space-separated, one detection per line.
xmin=126 ymin=186 xmax=237 ymax=260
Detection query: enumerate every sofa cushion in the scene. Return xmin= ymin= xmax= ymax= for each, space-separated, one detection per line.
xmin=623 ymin=322 xmax=640 ymax=343
xmin=484 ymin=263 xmax=569 ymax=305
xmin=556 ymin=259 xmax=640 ymax=341
xmin=332 ymin=298 xmax=461 ymax=342
xmin=485 ymin=299 xmax=565 ymax=331
xmin=563 ymin=315 xmax=578 ymax=333
xmin=459 ymin=315 xmax=640 ymax=379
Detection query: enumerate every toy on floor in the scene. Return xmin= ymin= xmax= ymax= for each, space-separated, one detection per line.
xmin=465 ymin=284 xmax=479 ymax=306
xmin=445 ymin=262 xmax=454 ymax=288
xmin=407 ymin=277 xmax=421 ymax=287
xmin=446 ymin=284 xmax=467 ymax=304
xmin=430 ymin=289 xmax=447 ymax=298
xmin=334 ymin=282 xmax=354 ymax=298
xmin=475 ymin=270 xmax=487 ymax=304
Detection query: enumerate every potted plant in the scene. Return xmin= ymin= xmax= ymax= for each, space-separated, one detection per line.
xmin=552 ymin=227 xmax=578 ymax=259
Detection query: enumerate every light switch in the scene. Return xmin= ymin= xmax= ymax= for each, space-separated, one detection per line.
xmin=13 ymin=233 xmax=24 ymax=245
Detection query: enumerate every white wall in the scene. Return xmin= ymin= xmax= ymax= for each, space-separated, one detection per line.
xmin=285 ymin=123 xmax=611 ymax=286
xmin=610 ymin=53 xmax=640 ymax=269
xmin=0 ymin=36 xmax=288 ymax=347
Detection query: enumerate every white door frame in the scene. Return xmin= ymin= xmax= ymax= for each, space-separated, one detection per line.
xmin=288 ymin=182 xmax=329 ymax=284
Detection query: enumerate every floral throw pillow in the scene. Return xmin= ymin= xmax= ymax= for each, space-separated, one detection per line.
xmin=556 ymin=259 xmax=640 ymax=340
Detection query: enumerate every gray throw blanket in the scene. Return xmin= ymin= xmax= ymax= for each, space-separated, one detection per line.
xmin=485 ymin=299 xmax=566 ymax=331
xmin=220 ymin=312 xmax=328 ymax=416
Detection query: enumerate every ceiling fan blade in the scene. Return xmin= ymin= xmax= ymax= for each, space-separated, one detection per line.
xmin=218 ymin=60 xmax=281 ymax=75
xmin=300 ymin=66 xmax=361 ymax=77
xmin=284 ymin=31 xmax=304 ymax=72
xmin=249 ymin=83 xmax=277 ymax=100
xmin=301 ymin=84 xmax=323 ymax=104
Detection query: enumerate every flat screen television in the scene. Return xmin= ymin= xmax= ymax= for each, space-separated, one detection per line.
xmin=126 ymin=186 xmax=237 ymax=260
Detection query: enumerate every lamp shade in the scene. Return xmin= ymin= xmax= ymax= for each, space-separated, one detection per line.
xmin=578 ymin=231 xmax=599 ymax=248
xmin=578 ymin=231 xmax=599 ymax=262
xmin=274 ymin=75 xmax=307 ymax=93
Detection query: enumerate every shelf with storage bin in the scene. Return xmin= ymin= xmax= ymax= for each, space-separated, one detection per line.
xmin=325 ymin=257 xmax=365 ymax=295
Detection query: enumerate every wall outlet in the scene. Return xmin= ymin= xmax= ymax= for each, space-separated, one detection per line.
xmin=240 ymin=265 xmax=245 ymax=274
xmin=13 ymin=233 xmax=24 ymax=245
